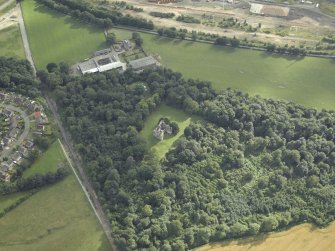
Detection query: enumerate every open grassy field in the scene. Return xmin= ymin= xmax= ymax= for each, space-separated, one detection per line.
xmin=0 ymin=191 xmax=30 ymax=212
xmin=23 ymin=140 xmax=64 ymax=177
xmin=196 ymin=222 xmax=335 ymax=251
xmin=140 ymin=104 xmax=200 ymax=159
xmin=21 ymin=0 xmax=106 ymax=69
xmin=111 ymin=28 xmax=335 ymax=111
xmin=0 ymin=141 xmax=110 ymax=251
xmin=0 ymin=25 xmax=25 ymax=59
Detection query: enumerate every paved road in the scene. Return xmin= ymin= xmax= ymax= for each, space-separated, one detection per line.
xmin=45 ymin=95 xmax=118 ymax=251
xmin=0 ymin=0 xmax=15 ymax=12
xmin=0 ymin=104 xmax=30 ymax=159
xmin=17 ymin=3 xmax=36 ymax=75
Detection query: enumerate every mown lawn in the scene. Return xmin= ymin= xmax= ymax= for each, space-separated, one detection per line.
xmin=140 ymin=104 xmax=201 ymax=159
xmin=21 ymin=0 xmax=106 ymax=69
xmin=23 ymin=140 xmax=64 ymax=177
xmin=111 ymin=28 xmax=335 ymax=111
xmin=0 ymin=25 xmax=25 ymax=59
xmin=0 ymin=141 xmax=110 ymax=251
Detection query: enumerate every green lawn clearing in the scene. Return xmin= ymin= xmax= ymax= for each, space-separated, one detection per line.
xmin=23 ymin=140 xmax=65 ymax=177
xmin=140 ymin=104 xmax=201 ymax=159
xmin=0 ymin=25 xmax=25 ymax=59
xmin=21 ymin=0 xmax=106 ymax=70
xmin=111 ymin=28 xmax=335 ymax=111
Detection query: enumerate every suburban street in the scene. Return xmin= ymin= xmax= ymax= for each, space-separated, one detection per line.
xmin=0 ymin=104 xmax=30 ymax=159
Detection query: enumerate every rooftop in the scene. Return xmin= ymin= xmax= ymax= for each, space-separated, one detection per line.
xmin=129 ymin=56 xmax=157 ymax=70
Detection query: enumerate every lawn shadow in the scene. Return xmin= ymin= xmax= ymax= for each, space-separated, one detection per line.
xmin=260 ymin=51 xmax=305 ymax=62
xmin=209 ymin=44 xmax=237 ymax=54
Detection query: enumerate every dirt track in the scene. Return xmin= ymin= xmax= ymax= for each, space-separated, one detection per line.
xmin=105 ymin=0 xmax=335 ymax=46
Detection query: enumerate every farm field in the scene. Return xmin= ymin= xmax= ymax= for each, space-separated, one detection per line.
xmin=197 ymin=222 xmax=335 ymax=251
xmin=0 ymin=25 xmax=25 ymax=59
xmin=140 ymin=104 xmax=200 ymax=159
xmin=0 ymin=141 xmax=110 ymax=251
xmin=112 ymin=28 xmax=335 ymax=111
xmin=21 ymin=0 xmax=106 ymax=69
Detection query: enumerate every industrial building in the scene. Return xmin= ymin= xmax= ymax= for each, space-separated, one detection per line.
xmin=78 ymin=54 xmax=126 ymax=74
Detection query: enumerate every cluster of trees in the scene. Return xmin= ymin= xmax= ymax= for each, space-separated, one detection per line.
xmin=176 ymin=15 xmax=201 ymax=24
xmin=266 ymin=43 xmax=306 ymax=56
xmin=125 ymin=4 xmax=143 ymax=12
xmin=157 ymin=27 xmax=188 ymax=39
xmin=36 ymin=0 xmax=154 ymax=29
xmin=0 ymin=167 xmax=69 ymax=195
xmin=43 ymin=65 xmax=335 ymax=250
xmin=159 ymin=117 xmax=179 ymax=135
xmin=215 ymin=36 xmax=240 ymax=47
xmin=322 ymin=35 xmax=335 ymax=44
xmin=149 ymin=12 xmax=175 ymax=19
xmin=0 ymin=57 xmax=38 ymax=97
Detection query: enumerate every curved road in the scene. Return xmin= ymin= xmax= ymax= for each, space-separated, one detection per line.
xmin=0 ymin=104 xmax=30 ymax=159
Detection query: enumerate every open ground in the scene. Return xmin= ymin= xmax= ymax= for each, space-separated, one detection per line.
xmin=0 ymin=25 xmax=25 ymax=58
xmin=92 ymin=0 xmax=335 ymax=47
xmin=196 ymin=222 xmax=335 ymax=251
xmin=0 ymin=141 xmax=110 ymax=251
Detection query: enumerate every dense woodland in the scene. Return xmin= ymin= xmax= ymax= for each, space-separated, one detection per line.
xmin=40 ymin=64 xmax=335 ymax=250
xmin=0 ymin=57 xmax=38 ymax=97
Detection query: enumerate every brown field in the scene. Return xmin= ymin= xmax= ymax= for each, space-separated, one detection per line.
xmin=196 ymin=222 xmax=335 ymax=251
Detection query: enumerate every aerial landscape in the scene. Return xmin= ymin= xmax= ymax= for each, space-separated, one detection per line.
xmin=0 ymin=0 xmax=334 ymax=250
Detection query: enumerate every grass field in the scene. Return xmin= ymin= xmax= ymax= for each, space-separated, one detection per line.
xmin=111 ymin=28 xmax=335 ymax=111
xmin=0 ymin=141 xmax=110 ymax=251
xmin=140 ymin=104 xmax=200 ymax=159
xmin=23 ymin=140 xmax=65 ymax=177
xmin=0 ymin=25 xmax=25 ymax=59
xmin=21 ymin=0 xmax=106 ymax=69
xmin=0 ymin=191 xmax=30 ymax=212
xmin=196 ymin=222 xmax=335 ymax=251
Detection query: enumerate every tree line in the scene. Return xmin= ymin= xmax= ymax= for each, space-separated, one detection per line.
xmin=36 ymin=0 xmax=154 ymax=29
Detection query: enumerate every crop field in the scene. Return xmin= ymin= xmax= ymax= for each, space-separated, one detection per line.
xmin=21 ymin=0 xmax=106 ymax=69
xmin=112 ymin=28 xmax=335 ymax=111
xmin=0 ymin=141 xmax=110 ymax=251
xmin=197 ymin=222 xmax=335 ymax=251
xmin=140 ymin=104 xmax=200 ymax=159
xmin=0 ymin=25 xmax=25 ymax=59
